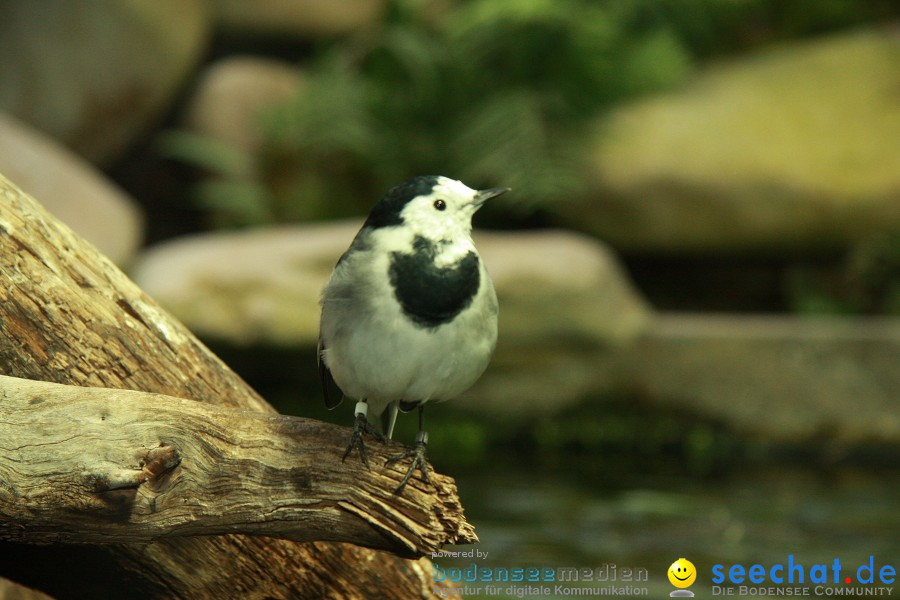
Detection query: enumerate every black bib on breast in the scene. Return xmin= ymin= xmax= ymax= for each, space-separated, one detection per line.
xmin=389 ymin=236 xmax=480 ymax=329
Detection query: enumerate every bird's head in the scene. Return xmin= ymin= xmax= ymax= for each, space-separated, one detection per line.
xmin=364 ymin=175 xmax=509 ymax=242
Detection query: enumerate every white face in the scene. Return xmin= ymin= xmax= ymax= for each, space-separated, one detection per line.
xmin=398 ymin=177 xmax=483 ymax=242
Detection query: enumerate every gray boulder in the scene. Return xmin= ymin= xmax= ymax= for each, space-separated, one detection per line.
xmin=0 ymin=0 xmax=210 ymax=165
xmin=0 ymin=114 xmax=144 ymax=266
xmin=131 ymin=225 xmax=337 ymax=347
xmin=625 ymin=314 xmax=900 ymax=445
xmin=183 ymin=56 xmax=303 ymax=156
xmin=458 ymin=231 xmax=651 ymax=415
xmin=566 ymin=28 xmax=900 ymax=254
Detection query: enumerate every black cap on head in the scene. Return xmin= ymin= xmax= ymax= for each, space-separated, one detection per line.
xmin=364 ymin=175 xmax=440 ymax=229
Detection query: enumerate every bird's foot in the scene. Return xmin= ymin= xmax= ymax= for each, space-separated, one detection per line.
xmin=385 ymin=430 xmax=430 ymax=494
xmin=342 ymin=402 xmax=385 ymax=468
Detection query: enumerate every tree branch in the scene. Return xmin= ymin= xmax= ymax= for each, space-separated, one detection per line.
xmin=0 ymin=173 xmax=470 ymax=598
xmin=0 ymin=374 xmax=475 ymax=554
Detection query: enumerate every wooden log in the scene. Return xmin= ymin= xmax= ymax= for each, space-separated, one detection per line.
xmin=0 ymin=173 xmax=473 ymax=598
xmin=0 ymin=374 xmax=475 ymax=553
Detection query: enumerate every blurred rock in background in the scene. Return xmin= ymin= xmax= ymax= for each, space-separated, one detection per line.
xmin=457 ymin=230 xmax=651 ymax=415
xmin=183 ymin=56 xmax=303 ymax=156
xmin=0 ymin=114 xmax=144 ymax=265
xmin=0 ymin=0 xmax=210 ymax=166
xmin=627 ymin=314 xmax=900 ymax=448
xmin=573 ymin=28 xmax=900 ymax=254
xmin=132 ymin=224 xmax=346 ymax=347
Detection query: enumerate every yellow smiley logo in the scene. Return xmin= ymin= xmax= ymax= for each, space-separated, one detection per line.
xmin=668 ymin=558 xmax=697 ymax=588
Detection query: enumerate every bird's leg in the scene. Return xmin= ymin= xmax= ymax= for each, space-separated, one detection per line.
xmin=386 ymin=405 xmax=431 ymax=494
xmin=342 ymin=401 xmax=385 ymax=468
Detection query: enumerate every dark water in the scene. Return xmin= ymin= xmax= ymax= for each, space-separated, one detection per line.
xmin=434 ymin=465 xmax=899 ymax=599
xmin=264 ymin=382 xmax=898 ymax=599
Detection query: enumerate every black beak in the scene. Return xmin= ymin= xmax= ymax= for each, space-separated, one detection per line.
xmin=472 ymin=187 xmax=510 ymax=208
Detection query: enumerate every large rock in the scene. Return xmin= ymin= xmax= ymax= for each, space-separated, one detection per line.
xmin=458 ymin=231 xmax=651 ymax=415
xmin=626 ymin=314 xmax=900 ymax=445
xmin=132 ymin=225 xmax=340 ymax=347
xmin=183 ymin=56 xmax=303 ymax=155
xmin=211 ymin=0 xmax=386 ymax=39
xmin=0 ymin=0 xmax=210 ymax=165
xmin=568 ymin=28 xmax=900 ymax=253
xmin=131 ymin=224 xmax=652 ymax=411
xmin=0 ymin=114 xmax=144 ymax=265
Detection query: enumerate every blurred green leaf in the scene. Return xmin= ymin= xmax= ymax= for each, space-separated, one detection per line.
xmin=195 ymin=180 xmax=273 ymax=228
xmin=158 ymin=131 xmax=253 ymax=178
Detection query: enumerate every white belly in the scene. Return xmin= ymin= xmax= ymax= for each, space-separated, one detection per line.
xmin=321 ymin=275 xmax=497 ymax=417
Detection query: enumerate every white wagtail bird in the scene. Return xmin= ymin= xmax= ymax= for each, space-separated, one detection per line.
xmin=318 ymin=175 xmax=509 ymax=493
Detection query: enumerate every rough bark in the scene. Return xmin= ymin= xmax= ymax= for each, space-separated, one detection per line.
xmin=0 ymin=374 xmax=475 ymax=553
xmin=0 ymin=174 xmax=473 ymax=599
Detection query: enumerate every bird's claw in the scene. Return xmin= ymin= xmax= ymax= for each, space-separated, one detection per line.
xmin=342 ymin=411 xmax=385 ymax=468
xmin=386 ymin=431 xmax=430 ymax=494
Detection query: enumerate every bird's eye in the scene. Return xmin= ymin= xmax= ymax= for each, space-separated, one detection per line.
xmin=433 ymin=199 xmax=447 ymax=211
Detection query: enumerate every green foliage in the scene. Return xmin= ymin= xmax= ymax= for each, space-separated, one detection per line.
xmin=168 ymin=0 xmax=898 ymax=229
xmin=158 ymin=130 xmax=275 ymax=228
xmin=173 ymin=0 xmax=695 ymax=227
xmin=260 ymin=0 xmax=695 ymax=219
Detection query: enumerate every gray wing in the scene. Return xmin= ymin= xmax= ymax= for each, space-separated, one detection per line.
xmin=318 ymin=232 xmax=370 ymax=410
xmin=317 ymin=336 xmax=344 ymax=409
